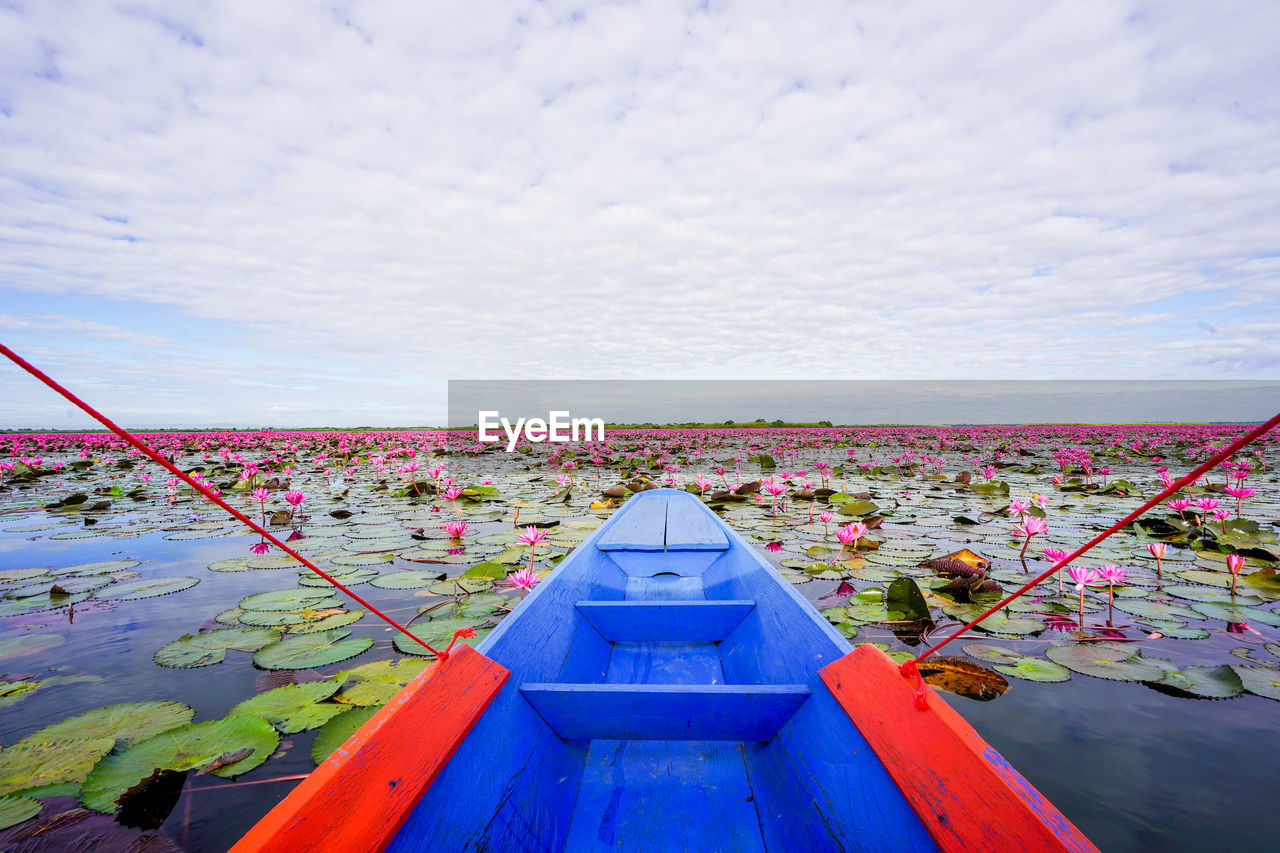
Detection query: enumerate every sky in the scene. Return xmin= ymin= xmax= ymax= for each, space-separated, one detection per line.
xmin=1 ymin=1 xmax=1278 ymax=428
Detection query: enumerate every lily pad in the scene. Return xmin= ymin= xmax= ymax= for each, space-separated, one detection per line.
xmin=253 ymin=630 xmax=374 ymax=670
xmin=239 ymin=588 xmax=335 ymax=612
xmin=16 ymin=702 xmax=195 ymax=747
xmin=334 ymin=658 xmax=430 ymax=706
xmin=392 ymin=619 xmax=489 ymax=657
xmin=0 ymin=633 xmax=65 ymax=661
xmin=961 ymin=642 xmax=1025 ymax=665
xmin=1045 ymin=643 xmax=1166 ymax=681
xmin=1231 ymin=665 xmax=1280 ymax=701
xmin=1192 ymin=602 xmax=1280 ymax=627
xmin=427 ymin=578 xmax=493 ymax=596
xmin=0 ymin=795 xmax=40 ymax=830
xmin=1153 ymin=664 xmax=1244 ymax=699
xmin=993 ymin=657 xmax=1072 ymax=682
xmin=0 ymin=737 xmax=117 ymax=796
xmin=97 ymin=576 xmax=199 ymax=600
xmin=154 ymin=627 xmax=282 ymax=668
xmin=228 ymin=681 xmax=347 ymax=734
xmin=81 ymin=716 xmax=279 ymax=811
xmin=311 ymin=706 xmax=380 ymax=765
xmin=370 ymin=571 xmax=446 ymax=590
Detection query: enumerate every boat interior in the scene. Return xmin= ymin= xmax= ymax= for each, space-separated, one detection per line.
xmin=389 ymin=489 xmax=938 ymax=852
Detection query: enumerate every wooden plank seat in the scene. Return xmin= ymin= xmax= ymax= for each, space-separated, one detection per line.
xmin=575 ymin=600 xmax=755 ymax=642
xmin=519 ymin=683 xmax=811 ymax=741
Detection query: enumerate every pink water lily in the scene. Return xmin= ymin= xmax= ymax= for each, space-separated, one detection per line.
xmin=443 ymin=520 xmax=467 ymax=539
xmin=1146 ymin=542 xmax=1166 ymax=577
xmin=819 ymin=510 xmax=834 ymax=536
xmin=508 ymin=566 xmax=540 ymax=601
xmin=517 ymin=525 xmax=548 ymax=572
xmin=1043 ymin=547 xmax=1070 ymax=595
xmin=1224 ymin=485 xmax=1256 ymax=518
xmin=1013 ymin=515 xmax=1047 ymax=561
xmin=1097 ymin=565 xmax=1127 ymax=626
xmin=1167 ymin=498 xmax=1191 ymax=521
xmin=834 ymin=522 xmax=867 ymax=562
xmin=1226 ymin=554 xmax=1245 ymax=596
xmin=1067 ymin=566 xmax=1100 ymax=630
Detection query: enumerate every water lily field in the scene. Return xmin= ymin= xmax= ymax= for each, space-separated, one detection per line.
xmin=1 ymin=423 xmax=1278 ymax=851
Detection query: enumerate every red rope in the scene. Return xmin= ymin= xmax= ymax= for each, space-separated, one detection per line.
xmin=909 ymin=409 xmax=1280 ymax=669
xmin=0 ymin=343 xmax=444 ymax=656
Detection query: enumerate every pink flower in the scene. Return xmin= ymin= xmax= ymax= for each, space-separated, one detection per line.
xmin=1042 ymin=547 xmax=1070 ymax=564
xmin=443 ymin=520 xmax=467 ymax=539
xmin=509 ymin=567 xmax=540 ymax=590
xmin=1013 ymin=516 xmax=1048 ymax=538
xmin=285 ymin=491 xmax=307 ymax=507
xmin=251 ymin=542 xmax=270 ymax=555
xmin=981 ymin=465 xmax=997 ymax=480
xmin=1227 ymin=553 xmax=1245 ymax=595
xmin=251 ymin=487 xmax=270 ymax=502
xmin=1067 ymin=566 xmax=1099 ymax=591
xmin=818 ymin=511 xmax=834 ymax=523
xmin=836 ymin=522 xmax=867 ymax=545
xmin=1007 ymin=499 xmax=1031 ymax=516
xmin=517 ymin=525 xmax=547 ymax=547
xmin=1097 ymin=565 xmax=1128 ymax=585
xmin=765 ymin=541 xmax=782 ymax=552
xmin=443 ymin=487 xmax=464 ymax=501
xmin=1146 ymin=542 xmax=1166 ymax=559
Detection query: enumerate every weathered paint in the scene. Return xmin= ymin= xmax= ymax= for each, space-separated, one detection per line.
xmin=820 ymin=644 xmax=1099 ymax=853
xmin=230 ymin=645 xmax=508 ymax=853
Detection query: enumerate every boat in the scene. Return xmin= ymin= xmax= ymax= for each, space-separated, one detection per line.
xmin=232 ymin=488 xmax=1097 ymax=853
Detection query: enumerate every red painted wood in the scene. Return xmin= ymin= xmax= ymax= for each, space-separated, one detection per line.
xmin=231 ymin=645 xmax=509 ymax=853
xmin=820 ymin=645 xmax=1098 ymax=853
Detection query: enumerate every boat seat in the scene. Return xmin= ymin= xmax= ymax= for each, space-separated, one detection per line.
xmin=518 ymin=683 xmax=811 ymax=741
xmin=575 ymin=600 xmax=754 ymax=642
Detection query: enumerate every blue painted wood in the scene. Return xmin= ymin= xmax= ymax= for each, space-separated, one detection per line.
xmin=390 ymin=491 xmax=949 ymax=852
xmin=566 ymin=740 xmax=765 ymax=852
xmin=624 ymin=573 xmax=704 ymax=599
xmin=519 ymin=683 xmax=811 ymax=741
xmin=596 ymin=493 xmax=667 ymax=551
xmin=604 ymin=641 xmax=724 ymax=685
xmin=608 ymin=549 xmax=722 ymax=577
xmin=663 ymin=492 xmax=729 ymax=550
xmin=576 ymin=600 xmax=754 ymax=642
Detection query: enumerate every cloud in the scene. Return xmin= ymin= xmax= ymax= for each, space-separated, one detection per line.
xmin=0 ymin=0 xmax=1277 ymax=426
xmin=0 ymin=313 xmax=170 ymax=347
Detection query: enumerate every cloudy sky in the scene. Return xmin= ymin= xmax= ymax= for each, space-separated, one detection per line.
xmin=2 ymin=1 xmax=1278 ymax=427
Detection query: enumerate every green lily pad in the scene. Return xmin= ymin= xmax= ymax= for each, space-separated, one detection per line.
xmin=961 ymin=642 xmax=1025 ymax=665
xmin=0 ymin=737 xmax=117 ymax=796
xmin=427 ymin=578 xmax=493 ymax=596
xmin=1153 ymin=664 xmax=1244 ymax=699
xmin=993 ymin=657 xmax=1072 ymax=682
xmin=288 ymin=610 xmax=366 ymax=634
xmin=334 ymin=658 xmax=430 ymax=706
xmin=1045 ymin=642 xmax=1165 ymax=681
xmin=0 ymin=795 xmax=40 ymax=830
xmin=239 ymin=588 xmax=334 ymax=612
xmin=1230 ymin=665 xmax=1280 ymax=701
xmin=370 ymin=571 xmax=446 ymax=590
xmin=16 ymin=702 xmax=195 ymax=747
xmin=425 ymin=593 xmax=507 ymax=620
xmin=60 ymin=560 xmax=141 ymax=575
xmin=228 ymin=681 xmax=347 ymax=734
xmin=392 ymin=619 xmax=489 ymax=657
xmin=154 ymin=627 xmax=282 ymax=668
xmin=311 ymin=706 xmax=380 ymax=765
xmin=98 ymin=576 xmax=199 ymax=600
xmin=0 ymin=675 xmax=101 ymax=710
xmin=0 ymin=633 xmax=65 ymax=661
xmin=81 ymin=716 xmax=279 ymax=812
xmin=253 ymin=630 xmax=374 ymax=670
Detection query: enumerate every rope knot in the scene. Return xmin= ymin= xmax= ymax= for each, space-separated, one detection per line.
xmin=899 ymin=658 xmax=930 ymax=710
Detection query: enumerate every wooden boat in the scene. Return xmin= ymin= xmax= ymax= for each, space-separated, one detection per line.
xmin=233 ymin=489 xmax=1097 ymax=853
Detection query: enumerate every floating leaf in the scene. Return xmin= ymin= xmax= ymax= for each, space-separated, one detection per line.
xmin=239 ymin=588 xmax=333 ymax=612
xmin=0 ymin=795 xmax=40 ymax=830
xmin=427 ymin=578 xmax=493 ymax=596
xmin=885 ymin=577 xmax=931 ymax=623
xmin=0 ymin=675 xmax=100 ymax=710
xmin=81 ymin=716 xmax=278 ymax=812
xmin=17 ymin=702 xmax=195 ymax=747
xmin=60 ymin=560 xmax=141 ymax=575
xmin=253 ymin=630 xmax=373 ymax=670
xmin=370 ymin=571 xmax=446 ymax=590
xmin=311 ymin=706 xmax=379 ymax=764
xmin=461 ymin=562 xmax=508 ymax=581
xmin=426 ymin=594 xmax=507 ymax=620
xmin=1045 ymin=643 xmax=1166 ymax=681
xmin=334 ymin=658 xmax=430 ymax=706
xmin=228 ymin=681 xmax=347 ymax=734
xmin=961 ymin=642 xmax=1024 ymax=665
xmin=917 ymin=656 xmax=1009 ymax=700
xmin=0 ymin=737 xmax=116 ymax=796
xmin=392 ymin=619 xmax=489 ymax=657
xmin=1152 ymin=664 xmax=1243 ymax=699
xmin=0 ymin=633 xmax=65 ymax=661
xmin=1231 ymin=665 xmax=1280 ymax=701
xmin=288 ymin=610 xmax=365 ymax=634
xmin=98 ymin=576 xmax=199 ymax=600
xmin=154 ymin=628 xmax=282 ymax=668
xmin=1192 ymin=602 xmax=1280 ymax=627
xmin=993 ymin=658 xmax=1072 ymax=683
